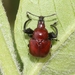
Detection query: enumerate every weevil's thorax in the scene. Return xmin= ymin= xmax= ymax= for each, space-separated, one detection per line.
xmin=33 ymin=16 xmax=48 ymax=40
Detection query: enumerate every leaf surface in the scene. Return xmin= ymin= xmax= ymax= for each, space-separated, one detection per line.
xmin=0 ymin=1 xmax=20 ymax=75
xmin=14 ymin=0 xmax=75 ymax=75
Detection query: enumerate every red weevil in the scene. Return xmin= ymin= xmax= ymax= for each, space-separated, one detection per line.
xmin=23 ymin=12 xmax=58 ymax=57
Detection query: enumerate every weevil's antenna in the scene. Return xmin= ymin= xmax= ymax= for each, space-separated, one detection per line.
xmin=26 ymin=11 xmax=39 ymax=17
xmin=26 ymin=11 xmax=56 ymax=18
xmin=43 ymin=13 xmax=56 ymax=17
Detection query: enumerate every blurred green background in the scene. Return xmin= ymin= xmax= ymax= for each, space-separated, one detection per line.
xmin=2 ymin=0 xmax=20 ymax=25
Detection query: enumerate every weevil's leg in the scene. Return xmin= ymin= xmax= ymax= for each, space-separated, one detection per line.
xmin=48 ymin=22 xmax=58 ymax=40
xmin=23 ymin=12 xmax=34 ymax=37
xmin=28 ymin=44 xmax=29 ymax=47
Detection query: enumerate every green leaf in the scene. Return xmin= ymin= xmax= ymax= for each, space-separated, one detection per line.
xmin=14 ymin=0 xmax=75 ymax=75
xmin=0 ymin=1 xmax=20 ymax=75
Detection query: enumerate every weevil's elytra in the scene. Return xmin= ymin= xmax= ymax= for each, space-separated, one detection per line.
xmin=23 ymin=12 xmax=58 ymax=57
